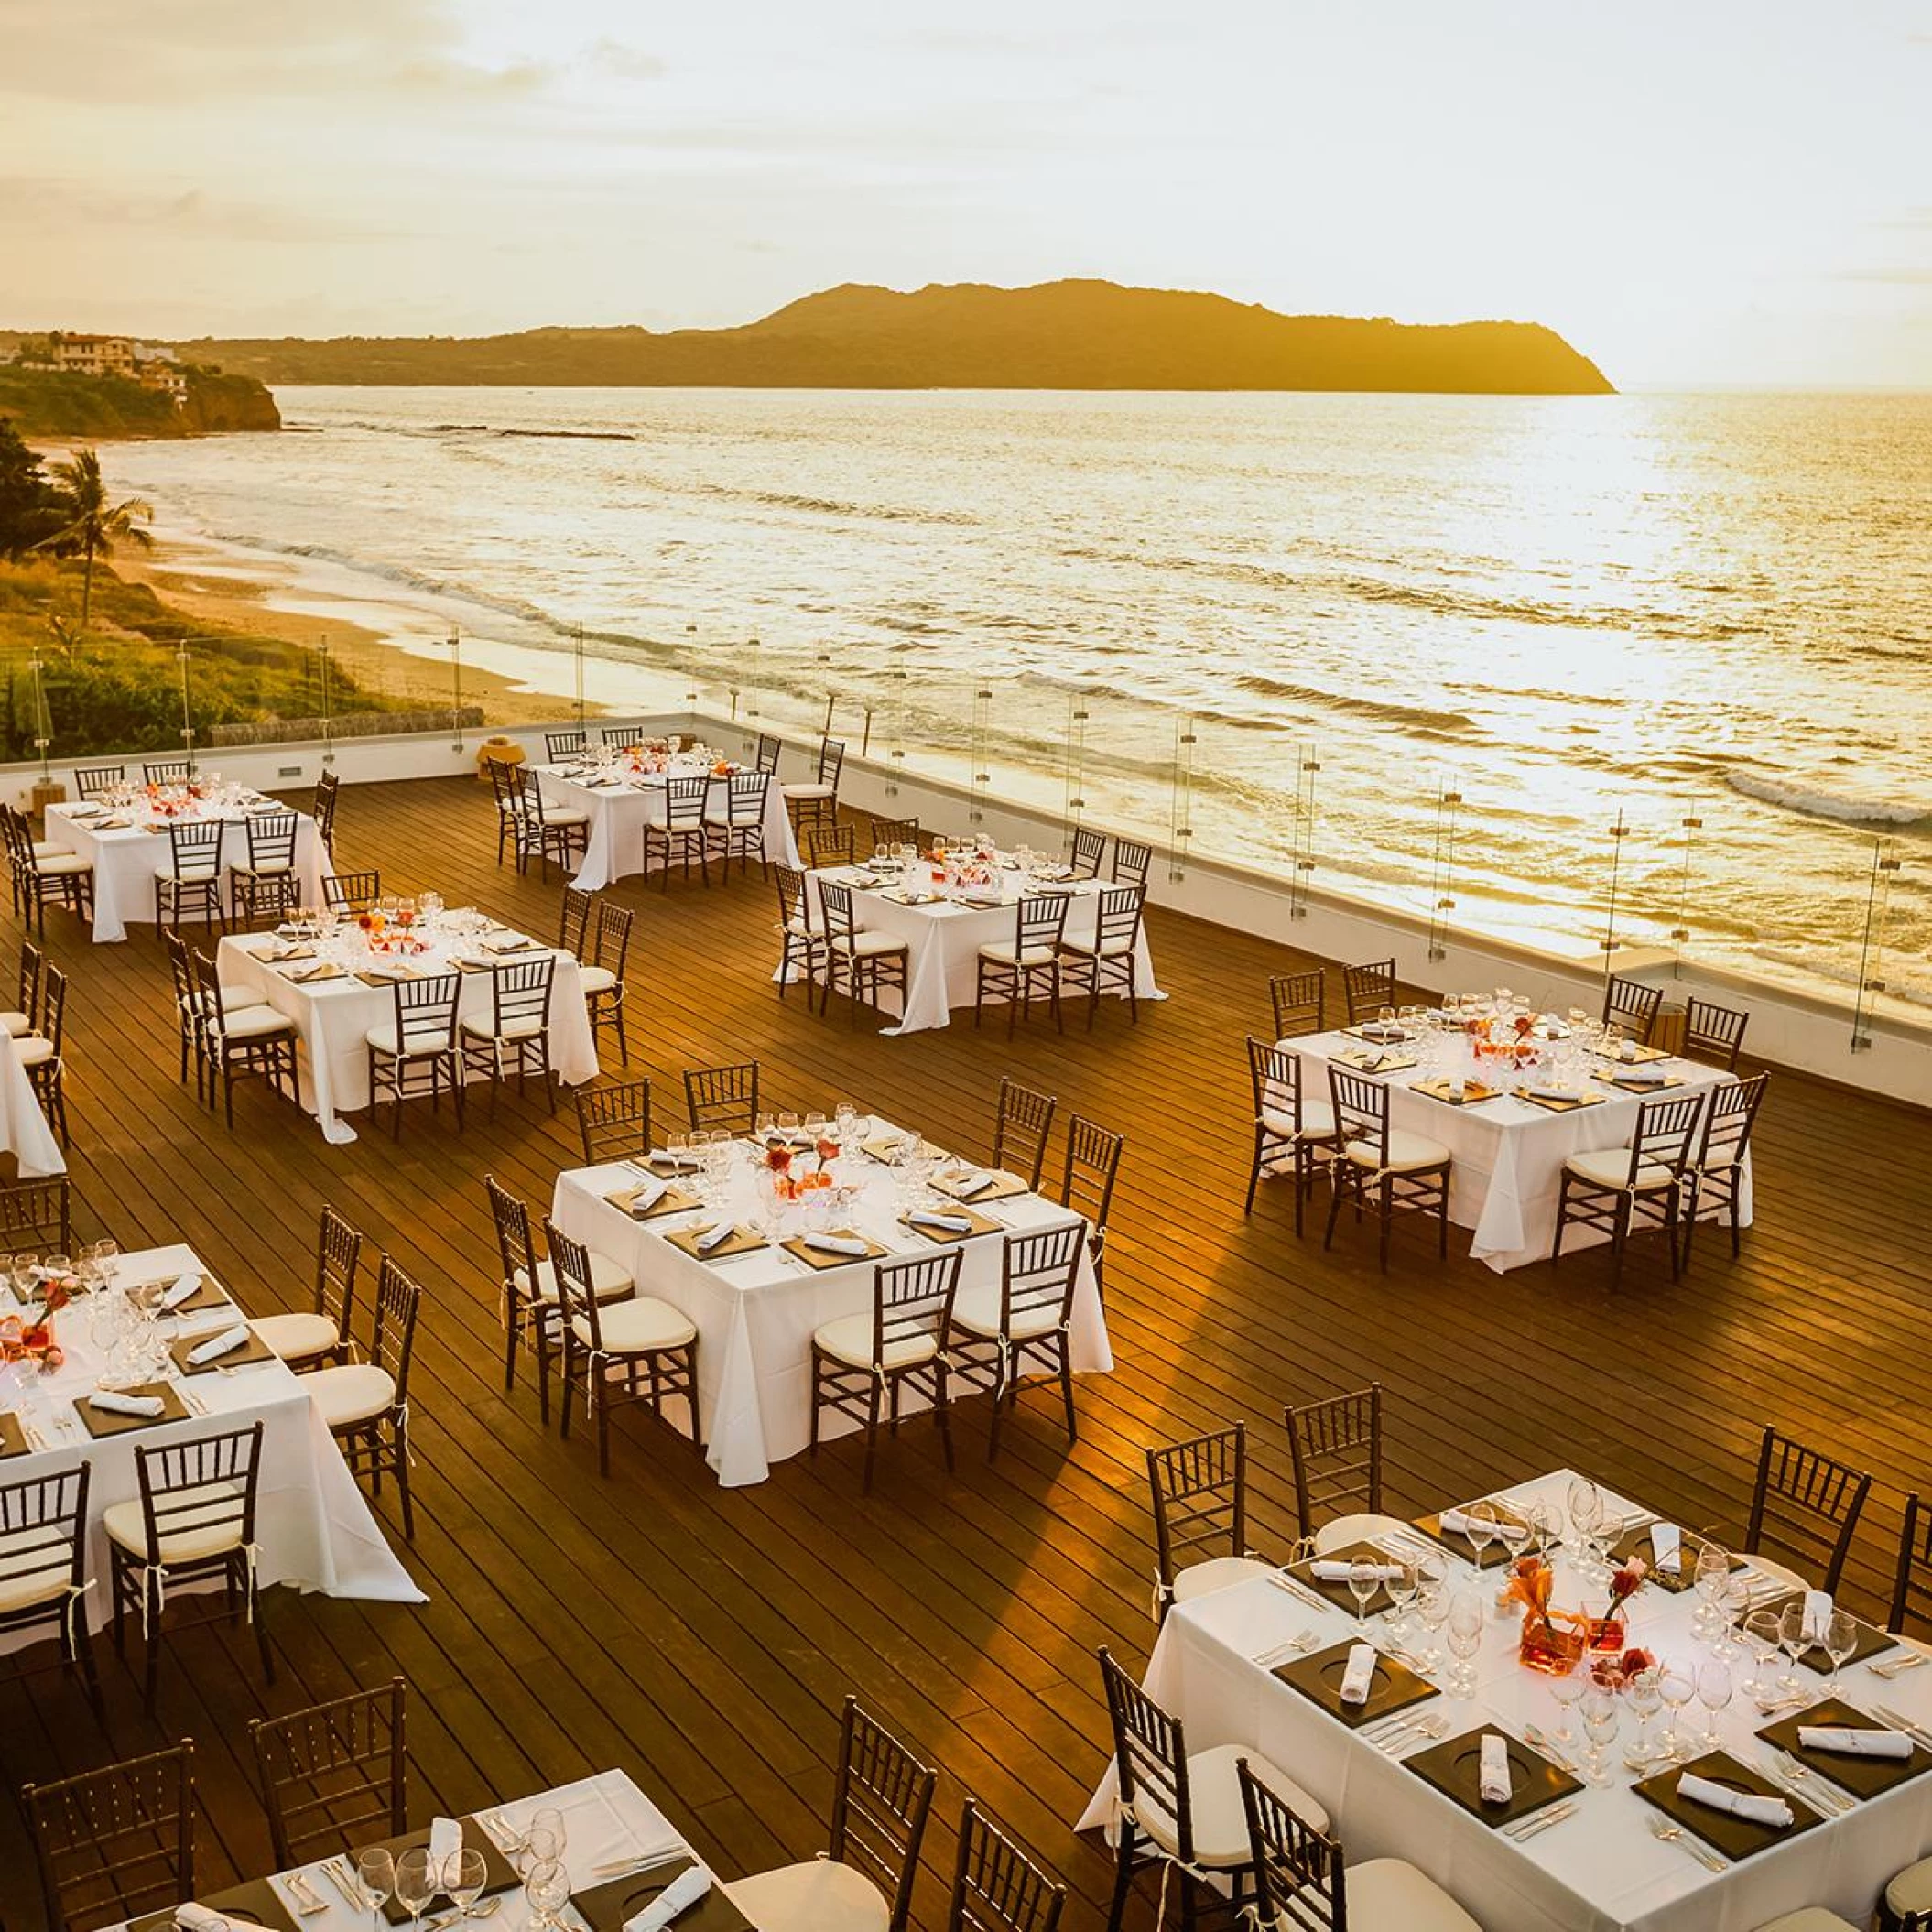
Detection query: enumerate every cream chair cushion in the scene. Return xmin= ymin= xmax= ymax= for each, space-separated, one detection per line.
xmin=460 ymin=1013 xmax=545 ymax=1042
xmin=365 ymin=1023 xmax=450 ymax=1057
xmin=722 ymin=1860 xmax=888 ymax=1932
xmin=812 ymin=1311 xmax=935 ymax=1373
xmin=13 ymin=1036 xmax=55 ymax=1069
xmin=213 ymin=1006 xmax=296 ymax=1043
xmin=1742 ymin=1554 xmax=1810 ymax=1593
xmin=1344 ymin=1130 xmax=1449 ymax=1174
xmin=830 ymin=932 xmax=905 ymax=959
xmin=514 ymin=1250 xmax=633 ymax=1304
xmin=185 ymin=984 xmax=267 ymax=1015
xmin=1171 ymin=1554 xmax=1275 ymax=1606
xmin=103 ymin=1483 xmax=244 ymax=1564
xmin=1134 ymin=1744 xmax=1328 ymax=1867
xmin=0 ymin=1524 xmax=77 ymax=1613
xmin=35 ymin=854 xmax=92 ymax=877
xmin=1347 ymin=1857 xmax=1484 ymax=1930
xmin=979 ymin=942 xmax=1056 ymax=968
xmin=1752 ymin=1911 xmax=1860 ymax=1932
xmin=782 ymin=781 xmax=835 ymax=800
xmin=250 ymin=1310 xmax=338 ymax=1363
xmin=1565 ymin=1148 xmax=1674 ymax=1191
xmin=1060 ymin=932 xmax=1135 ymax=958
xmin=579 ymin=965 xmax=617 ymax=996
xmin=1312 ymin=1514 xmax=1415 ymax=1558
xmin=308 ymin=1362 xmax=396 ymax=1429
xmin=1262 ymin=1102 xmax=1336 ymax=1142
xmin=1885 ymin=1853 xmax=1932 ymax=1917
xmin=0 ymin=1011 xmax=30 ymax=1038
xmin=537 ymin=808 xmax=589 ymax=828
xmin=570 ymin=1297 xmax=696 ymax=1354
xmin=950 ymin=1281 xmax=1059 ymax=1341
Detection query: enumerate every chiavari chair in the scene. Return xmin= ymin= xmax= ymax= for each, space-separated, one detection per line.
xmin=1551 ymin=1090 xmax=1702 ymax=1285
xmin=820 ymin=879 xmax=909 ymax=1029
xmin=548 ymin=1220 xmax=700 ymax=1476
xmin=754 ymin=732 xmax=782 ymax=775
xmin=229 ymin=809 xmax=300 ymax=925
xmin=365 ymin=971 xmax=465 ymax=1138
xmin=704 ymin=768 xmax=772 ymax=880
xmin=1146 ymin=1424 xmax=1274 ymax=1620
xmin=192 ymin=946 xmax=299 ymax=1129
xmin=73 ymin=763 xmax=125 ymax=802
xmin=1098 ymin=1648 xmax=1324 ymax=1932
xmin=559 ymin=883 xmax=596 ymax=959
xmin=1244 ymin=1038 xmax=1337 ymax=1233
xmin=23 ymin=1741 xmax=195 ymax=1932
xmin=512 ymin=765 xmax=590 ymax=881
xmin=804 ymin=821 xmax=856 ymax=870
xmin=871 ymin=815 xmax=921 ymax=850
xmin=945 ymin=1801 xmax=1066 ymax=1932
xmin=581 ymin=900 xmax=633 ymax=1063
xmin=250 ymin=1676 xmax=407 ymax=1871
xmin=1681 ymin=1069 xmax=1768 ymax=1269
xmin=487 ymin=755 xmax=526 ymax=867
xmin=307 ymin=1257 xmax=423 ymax=1540
xmin=1111 ymin=839 xmax=1152 ymax=893
xmin=321 ymin=868 xmax=381 ymax=916
xmin=1058 ymin=1113 xmax=1123 ymax=1297
xmin=1 ymin=933 xmax=42 ymax=1039
xmin=18 ymin=963 xmax=69 ymax=1143
xmin=976 ymin=894 xmax=1068 ymax=1037
xmin=105 ymin=1420 xmax=273 ymax=1709
xmin=154 ymin=817 xmax=225 ymax=931
xmin=0 ymin=1175 xmax=71 ymax=1254
xmin=312 ymin=768 xmax=340 ymax=856
xmin=1056 ymin=885 xmax=1144 ymax=1027
xmin=1341 ymin=957 xmax=1396 ymax=1026
xmin=949 ymin=1223 xmax=1084 ymax=1458
xmin=1683 ymin=994 xmax=1750 ymax=1069
xmin=459 ymin=952 xmax=557 ymax=1116
xmin=1743 ymin=1426 xmax=1872 ymax=1595
xmin=1068 ymin=826 xmax=1105 ymax=879
xmin=1285 ymin=1383 xmax=1408 ymax=1553
xmin=1238 ymin=1758 xmax=1476 ymax=1932
xmin=143 ymin=757 xmax=192 ymax=787
xmin=4 ymin=807 xmax=93 ymax=935
xmin=1892 ymin=1492 xmax=1932 ymax=1637
xmin=1872 ymin=1882 xmax=1932 ymax=1932
xmin=993 ymin=1077 xmax=1057 ymax=1190
xmin=0 ymin=1463 xmax=100 ymax=1705
xmin=1603 ymin=971 xmax=1665 ymax=1044
xmin=164 ymin=928 xmax=212 ymax=1098
xmin=575 ymin=1078 xmax=652 ymax=1166
xmin=1269 ymin=968 xmax=1326 ymax=1039
xmin=545 ymin=727 xmax=589 ymax=762
xmin=485 ymin=1175 xmax=632 ymax=1416
xmin=686 ymin=1058 xmax=759 ymax=1134
xmin=250 ymin=1205 xmax=363 ymax=1372
xmin=642 ymin=773 xmax=711 ymax=889
xmin=781 ymin=734 xmax=845 ymax=836
xmin=775 ymin=863 xmax=829 ymax=1004
xmin=602 ymin=724 xmax=642 ymax=749
xmin=725 ymin=1696 xmax=936 ymax=1932
xmin=811 ymin=1250 xmax=961 ymax=1491
xmin=1323 ymin=1065 xmax=1451 ymax=1272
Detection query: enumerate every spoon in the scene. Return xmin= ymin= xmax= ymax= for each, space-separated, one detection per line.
xmin=1647 ymin=1816 xmax=1726 ymax=1871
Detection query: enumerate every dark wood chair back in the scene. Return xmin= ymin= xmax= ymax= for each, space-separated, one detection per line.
xmin=1111 ymin=840 xmax=1152 ymax=892
xmin=132 ymin=1421 xmax=265 ymax=1568
xmin=1745 ymin=1426 xmax=1872 ymax=1594
xmin=485 ymin=1175 xmax=540 ymax=1290
xmin=0 ymin=1462 xmax=91 ymax=1652
xmin=368 ymin=1258 xmax=423 ymax=1405
xmin=313 ymin=1205 xmax=363 ymax=1335
xmin=1146 ymin=1423 xmax=1252 ymax=1596
xmin=816 ymin=737 xmax=846 ymax=789
xmin=1892 ymin=1491 xmax=1932 ymax=1636
xmin=1326 ymin=1065 xmax=1390 ymax=1167
xmin=871 ymin=817 xmax=921 ymax=851
xmin=1239 ymin=1758 xmax=1341 ymax=1930
xmin=74 ymin=765 xmax=125 ymax=801
xmin=1697 ymin=1071 xmax=1768 ymax=1173
xmin=489 ymin=953 xmax=555 ymax=1037
xmin=0 ymin=1176 xmax=71 ymax=1254
xmin=1250 ymin=1037 xmax=1313 ymax=1132
xmin=664 ymin=774 xmax=708 ymax=832
xmin=1069 ymin=828 xmax=1105 ymax=879
xmin=829 ymin=1695 xmax=935 ymax=1932
xmin=23 ymin=1740 xmax=194 ymax=1932
xmin=1683 ymin=995 xmax=1749 ymax=1069
xmin=946 ymin=1800 xmax=1065 ymax=1932
xmin=1603 ymin=972 xmax=1664 ymax=1044
xmin=1059 ymin=1116 xmax=1123 ymax=1240
xmin=244 ymin=811 xmax=298 ymax=874
xmin=143 ymin=758 xmax=192 ymax=787
xmin=18 ymin=935 xmax=44 ymax=1027
xmin=322 ymin=870 xmax=381 ymax=915
xmin=167 ymin=817 xmax=223 ymax=879
xmin=1270 ymin=970 xmax=1326 ymax=1039
xmin=559 ymin=885 xmax=595 ymax=959
xmin=1286 ymin=1384 xmax=1383 ymax=1541
xmin=805 ymin=823 xmax=856 ymax=869
xmin=998 ymin=1224 xmax=1084 ymax=1340
xmin=1341 ymin=958 xmax=1395 ymax=1025
xmin=249 ymin=1676 xmax=407 ymax=1869
xmin=1624 ymin=1091 xmax=1706 ymax=1184
xmin=872 ymin=1252 xmax=963 ymax=1367
xmin=993 ymin=1078 xmax=1057 ymax=1190
xmin=1014 ymin=895 xmax=1069 ymax=958
xmin=685 ymin=1059 xmax=759 ymax=1134
xmin=1098 ymin=1647 xmax=1195 ymax=1865
xmin=545 ymin=729 xmax=588 ymax=761
xmin=577 ymin=1080 xmax=653 ymax=1166
xmin=755 ymin=733 xmax=782 ymax=775
xmin=389 ymin=972 xmax=462 ymax=1053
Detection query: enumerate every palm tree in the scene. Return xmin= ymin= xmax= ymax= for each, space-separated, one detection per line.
xmin=36 ymin=448 xmax=152 ymax=630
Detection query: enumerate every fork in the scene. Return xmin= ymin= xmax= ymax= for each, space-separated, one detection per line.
xmin=1503 ymin=1799 xmax=1578 ymax=1841
xmin=1647 ymin=1815 xmax=1726 ymax=1872
xmin=1764 ymin=1750 xmax=1851 ymax=1817
xmin=1872 ymin=1650 xmax=1928 ymax=1680
xmin=1369 ymin=1712 xmax=1450 ymax=1753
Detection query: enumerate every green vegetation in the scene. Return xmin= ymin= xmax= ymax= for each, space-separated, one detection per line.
xmin=37 ymin=449 xmax=153 ymax=628
xmin=0 ymin=363 xmax=280 ymax=438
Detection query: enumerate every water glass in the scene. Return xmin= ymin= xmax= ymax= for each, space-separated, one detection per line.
xmin=1384 ymin=1558 xmax=1420 ymax=1639
xmin=1415 ymin=1583 xmax=1450 ymax=1668
xmin=1446 ymin=1592 xmax=1483 ymax=1696
xmin=523 ymin=1857 xmax=571 ymax=1931
xmin=1824 ymin=1610 xmax=1860 ymax=1696
xmin=1777 ymin=1600 xmax=1811 ymax=1690
xmin=1580 ymin=1688 xmax=1620 ymax=1786
xmin=1625 ymin=1666 xmax=1663 ymax=1770
xmin=1742 ymin=1610 xmax=1784 ymax=1698
xmin=1656 ymin=1661 xmax=1696 ymax=1759
xmin=1462 ymin=1500 xmax=1501 ymax=1568
xmin=1690 ymin=1543 xmax=1731 ymax=1638
xmin=1565 ymin=1477 xmax=1601 ymax=1555
xmin=394 ymin=1849 xmax=437 ymax=1932
xmin=444 ymin=1848 xmax=486 ymax=1917
xmin=1696 ymin=1658 xmax=1732 ymax=1747
xmin=1548 ymin=1657 xmax=1587 ymax=1742
xmin=1347 ymin=1558 xmax=1381 ymax=1623
xmin=354 ymin=1849 xmax=396 ymax=1929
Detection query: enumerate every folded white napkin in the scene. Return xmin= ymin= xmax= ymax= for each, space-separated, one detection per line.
xmin=1360 ymin=1022 xmax=1406 ymax=1040
xmin=695 ymin=1223 xmax=734 ymax=1254
xmin=160 ymin=1274 xmax=201 ymax=1312
xmin=1677 ymin=1772 xmax=1793 ymax=1828
xmin=909 ymin=1210 xmax=971 ymax=1232
xmin=624 ymin=1865 xmax=711 ymax=1932
xmin=806 ymin=1232 xmax=869 ymax=1256
xmin=1356 ymin=1050 xmax=1387 ymax=1071
xmin=1480 ymin=1733 xmax=1514 ymax=1803
xmin=1309 ymin=1560 xmax=1406 ymax=1582
xmin=187 ymin=1324 xmax=250 ymax=1366
xmin=91 ymin=1389 xmax=165 ymax=1417
xmin=1617 ymin=1066 xmax=1668 ymax=1088
xmin=1619 ymin=1040 xmax=1640 ymax=1062
xmin=1441 ymin=1507 xmax=1528 ymax=1542
xmin=622 ymin=1171 xmax=670 ymax=1211
xmin=1542 ymin=1022 xmax=1571 ymax=1040
xmin=1523 ymin=1081 xmax=1570 ymax=1100
xmin=1339 ymin=1643 xmax=1378 ymax=1705
xmin=1651 ymin=1522 xmax=1683 ymax=1576
xmin=1804 ymin=1590 xmax=1834 ymax=1644
xmin=950 ymin=1171 xmax=995 ymax=1199
xmin=648 ymin=1149 xmax=700 ymax=1170
xmin=1796 ymin=1725 xmax=1912 ymax=1759
xmin=429 ymin=1815 xmax=462 ymax=1867
xmin=178 ymin=1907 xmax=275 ymax=1932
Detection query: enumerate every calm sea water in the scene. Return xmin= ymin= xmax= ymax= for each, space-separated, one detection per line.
xmin=101 ymin=386 xmax=1932 ymax=1007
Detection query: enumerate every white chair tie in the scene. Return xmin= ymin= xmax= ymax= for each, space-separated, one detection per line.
xmin=60 ymin=1578 xmax=94 ymax=1653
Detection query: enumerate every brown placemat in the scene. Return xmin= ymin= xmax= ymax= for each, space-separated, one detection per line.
xmin=1633 ymin=1750 xmax=1822 ymax=1860
xmin=1520 ymin=1089 xmax=1607 ymax=1112
xmin=1286 ymin=1541 xmax=1411 ymax=1614
xmin=1274 ymin=1640 xmax=1438 ymax=1731
xmin=930 ymin=1167 xmax=1027 ymax=1205
xmin=1756 ymin=1592 xmax=1898 ymax=1674
xmin=1342 ymin=1026 xmax=1420 ymax=1047
xmin=284 ymin=962 xmax=348 ymax=984
xmin=782 ymin=1231 xmax=888 ymax=1271
xmin=1760 ymin=1696 xmax=1932 ymax=1798
xmin=370 ymin=1817 xmax=519 ymax=1923
xmin=356 ymin=966 xmax=423 ymax=986
xmin=1414 ymin=1503 xmax=1532 ymax=1570
xmin=154 ymin=1275 xmax=232 ymax=1317
xmin=75 ymin=1382 xmax=188 ymax=1438
xmin=863 ymin=1134 xmax=948 ymax=1164
xmin=1405 ymin=1727 xmax=1581 ymax=1828
xmin=1411 ymin=1078 xmax=1503 ymax=1107
xmin=1329 ymin=1048 xmax=1417 ymax=1075
xmin=170 ymin=1326 xmax=277 ymax=1376
xmin=1598 ymin=1043 xmax=1672 ymax=1066
xmin=130 ymin=1876 xmax=300 ymax=1932
xmin=573 ymin=1859 xmax=753 ymax=1932
xmin=0 ymin=1411 xmax=29 ymax=1460
xmin=605 ymin=1183 xmax=702 ymax=1221
xmin=665 ymin=1223 xmax=766 ymax=1262
xmin=899 ymin=1206 xmax=1002 ymax=1244
xmin=1596 ymin=1072 xmax=1686 ymax=1094
xmin=1608 ymin=1525 xmax=1742 ymax=1594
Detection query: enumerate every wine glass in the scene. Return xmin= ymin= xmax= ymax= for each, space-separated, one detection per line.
xmin=1462 ymin=1500 xmax=1501 ymax=1569
xmin=1565 ymin=1477 xmax=1601 ymax=1556
xmin=1384 ymin=1557 xmax=1420 ymax=1640
xmin=1712 ymin=1575 xmax=1751 ymax=1663
xmin=1824 ymin=1610 xmax=1860 ymax=1697
xmin=1548 ymin=1655 xmax=1587 ymax=1743
xmin=1524 ymin=1502 xmax=1561 ymax=1565
xmin=394 ymin=1849 xmax=437 ymax=1932
xmin=1446 ymin=1592 xmax=1483 ymax=1696
xmin=1690 ymin=1543 xmax=1731 ymax=1639
xmin=444 ymin=1848 xmax=486 ymax=1920
xmin=1777 ymin=1599 xmax=1812 ymax=1691
xmin=1347 ymin=1558 xmax=1380 ymax=1623
xmin=1696 ymin=1658 xmax=1732 ymax=1748
xmin=1741 ymin=1609 xmax=1783 ymax=1699
xmin=1625 ymin=1666 xmax=1663 ymax=1770
xmin=523 ymin=1856 xmax=571 ymax=1932
xmin=1415 ymin=1581 xmax=1450 ymax=1670
xmin=354 ymin=1849 xmax=396 ymax=1932
xmin=1580 ymin=1688 xmax=1620 ymax=1787
xmin=1656 ymin=1661 xmax=1696 ymax=1760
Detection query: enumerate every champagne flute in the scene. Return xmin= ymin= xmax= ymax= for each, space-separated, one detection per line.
xmin=355 ymin=1849 xmax=396 ymax=1932
xmin=394 ymin=1849 xmax=436 ymax=1932
xmin=1824 ymin=1610 xmax=1860 ymax=1697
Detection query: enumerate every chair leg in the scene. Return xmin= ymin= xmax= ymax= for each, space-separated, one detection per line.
xmin=1378 ymin=1177 xmax=1393 ymax=1273
xmin=396 ymin=1420 xmax=415 ymax=1537
xmin=934 ymin=1362 xmax=954 ymax=1473
xmin=504 ymin=1289 xmax=520 ymax=1394
xmin=1059 ymin=1346 xmax=1078 ymax=1442
xmin=1323 ymin=1165 xmax=1345 ymax=1250
xmin=1105 ymin=1832 xmax=1136 ymax=1932
xmin=1552 ymin=1178 xmax=1571 ymax=1264
xmin=861 ymin=1375 xmax=883 ymax=1492
xmin=1244 ymin=1123 xmax=1264 ymax=1216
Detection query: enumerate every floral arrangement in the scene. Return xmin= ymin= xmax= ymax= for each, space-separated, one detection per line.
xmin=1508 ymin=1552 xmax=1648 ymax=1676
xmin=764 ymin=1136 xmax=832 ymax=1201
xmin=2 ymin=1275 xmax=71 ymax=1370
xmin=1467 ymin=1012 xmax=1544 ymax=1070
xmin=1590 ymin=1644 xmax=1655 ymax=1691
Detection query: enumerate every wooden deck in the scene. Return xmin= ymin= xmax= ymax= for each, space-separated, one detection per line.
xmin=3 ymin=773 xmax=1927 ymax=1932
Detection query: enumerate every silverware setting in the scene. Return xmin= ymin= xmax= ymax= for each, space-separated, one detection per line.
xmin=277 ymin=1869 xmax=331 ymax=1916
xmin=1502 ymin=1799 xmax=1577 ymax=1841
xmin=424 ymin=1896 xmax=503 ymax=1928
xmin=1872 ymin=1650 xmax=1928 ymax=1679
xmin=1646 ymin=1814 xmax=1728 ymax=1872
xmin=1363 ymin=1709 xmax=1450 ymax=1751
xmin=1251 ymin=1632 xmax=1319 ymax=1668
xmin=1265 ymin=1569 xmax=1330 ymax=1612
xmin=1764 ymin=1750 xmax=1852 ymax=1817
xmin=1872 ymin=1704 xmax=1932 ymax=1751
xmin=320 ymin=1858 xmax=365 ymax=1909
xmin=1520 ymin=1723 xmax=1578 ymax=1772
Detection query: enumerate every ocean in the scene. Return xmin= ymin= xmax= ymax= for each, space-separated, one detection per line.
xmin=98 ymin=385 xmax=1932 ymax=1010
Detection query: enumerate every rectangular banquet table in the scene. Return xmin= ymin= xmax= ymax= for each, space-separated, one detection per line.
xmin=1278 ymin=1031 xmax=1752 ymax=1273
xmin=533 ymin=757 xmax=800 ymax=891
xmin=217 ymin=922 xmax=599 ymax=1145
xmin=551 ymin=1119 xmax=1113 ymax=1486
xmin=787 ymin=864 xmax=1164 ymax=1035
xmin=1 ymin=1029 xmax=64 ymax=1178
xmin=1080 ymin=1468 xmax=1932 ymax=1932
xmin=41 ymin=796 xmax=332 ymax=944
xmin=0 ymin=1242 xmax=422 ymax=1653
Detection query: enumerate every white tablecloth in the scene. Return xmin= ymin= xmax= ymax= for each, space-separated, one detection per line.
xmin=41 ymin=798 xmax=332 ymax=944
xmin=785 ymin=866 xmax=1164 ymax=1035
xmin=534 ymin=760 xmax=800 ymax=891
xmin=0 ymin=1030 xmax=63 ymax=1177
xmin=551 ymin=1119 xmax=1113 ymax=1486
xmin=217 ymin=924 xmax=599 ymax=1145
xmin=1278 ymin=1032 xmax=1752 ymax=1273
xmin=1080 ymin=1468 xmax=1932 ymax=1932
xmin=0 ymin=1242 xmax=422 ymax=1652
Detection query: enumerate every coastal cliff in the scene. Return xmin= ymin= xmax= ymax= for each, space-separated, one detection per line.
xmin=0 ymin=364 xmax=281 ymax=438
xmin=180 ymin=279 xmax=1615 ymax=396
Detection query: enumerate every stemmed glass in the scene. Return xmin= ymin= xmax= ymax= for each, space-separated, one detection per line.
xmin=1565 ymin=1477 xmax=1601 ymax=1558
xmin=1580 ymin=1688 xmax=1620 ymax=1787
xmin=1690 ymin=1544 xmax=1731 ymax=1640
xmin=1625 ymin=1666 xmax=1663 ymax=1771
xmin=1656 ymin=1661 xmax=1697 ymax=1760
xmin=1384 ymin=1557 xmax=1420 ymax=1642
xmin=1548 ymin=1656 xmax=1587 ymax=1744
xmin=1414 ymin=1581 xmax=1450 ymax=1670
xmin=1824 ymin=1610 xmax=1860 ymax=1697
xmin=1777 ymin=1600 xmax=1812 ymax=1692
xmin=1446 ymin=1592 xmax=1483 ymax=1697
xmin=1696 ymin=1659 xmax=1732 ymax=1748
xmin=1712 ymin=1574 xmax=1750 ymax=1663
xmin=1740 ymin=1610 xmax=1782 ymax=1699
xmin=523 ymin=1857 xmax=571 ymax=1931
xmin=444 ymin=1848 xmax=486 ymax=1922
xmin=394 ymin=1848 xmax=437 ymax=1932
xmin=354 ymin=1849 xmax=396 ymax=1932
xmin=1347 ymin=1558 xmax=1381 ymax=1624
xmin=1524 ymin=1502 xmax=1561 ymax=1567
xmin=1461 ymin=1500 xmax=1501 ymax=1570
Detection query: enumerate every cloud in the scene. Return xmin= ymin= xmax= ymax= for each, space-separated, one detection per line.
xmin=0 ymin=177 xmax=407 ymax=244
xmin=588 ymin=38 xmax=668 ymax=81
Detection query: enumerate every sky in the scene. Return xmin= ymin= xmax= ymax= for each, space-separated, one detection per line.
xmin=1 ymin=0 xmax=1927 ymax=389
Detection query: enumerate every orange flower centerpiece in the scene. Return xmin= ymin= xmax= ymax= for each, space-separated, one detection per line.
xmin=1508 ymin=1552 xmax=1648 ymax=1675
xmin=14 ymin=1273 xmax=72 ymax=1371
